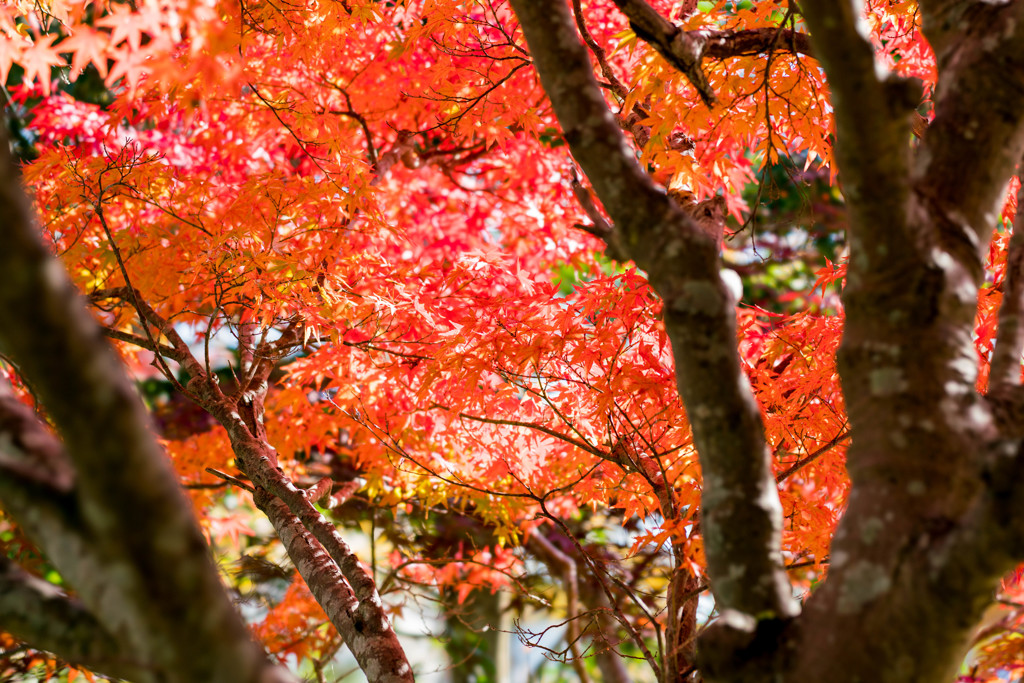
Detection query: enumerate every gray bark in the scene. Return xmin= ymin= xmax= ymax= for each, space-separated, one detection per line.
xmin=89 ymin=287 xmax=415 ymax=683
xmin=0 ymin=126 xmax=411 ymax=682
xmin=509 ymin=0 xmax=796 ymax=632
xmin=0 ymin=134 xmax=291 ymax=683
xmin=508 ymin=0 xmax=1024 ymax=681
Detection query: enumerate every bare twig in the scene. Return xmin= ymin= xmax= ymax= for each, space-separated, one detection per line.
xmin=527 ymin=533 xmax=592 ymax=683
xmin=776 ymin=429 xmax=851 ymax=483
xmin=205 ymin=467 xmax=255 ymax=493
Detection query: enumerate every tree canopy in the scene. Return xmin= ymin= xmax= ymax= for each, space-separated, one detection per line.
xmin=2 ymin=1 xmax=1024 ymax=682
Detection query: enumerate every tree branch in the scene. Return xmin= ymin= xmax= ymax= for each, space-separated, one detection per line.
xmin=770 ymin=5 xmax=1024 ymax=681
xmin=94 ymin=269 xmax=409 ymax=683
xmin=0 ymin=388 xmax=153 ymax=681
xmin=182 ymin=377 xmax=414 ymax=683
xmin=99 ymin=326 xmax=182 ymax=364
xmin=94 ymin=204 xmax=188 ymax=396
xmin=703 ymin=27 xmax=812 ymax=60
xmin=571 ymin=0 xmax=652 ymax=148
xmin=800 ymin=0 xmax=918 ymax=267
xmin=93 ymin=286 xmax=210 ymax=383
xmin=253 ymin=489 xmax=414 ymax=683
xmin=509 ymin=0 xmax=795 ymax=620
xmin=526 ymin=533 xmax=591 ymax=683
xmin=610 ymin=0 xmax=812 ymax=107
xmin=0 ymin=385 xmax=74 ymax=492
xmin=775 ymin=429 xmax=851 ymax=483
xmin=0 ymin=557 xmax=146 ymax=682
xmin=0 ymin=132 xmax=287 ymax=683
xmin=914 ymin=2 xmax=1024 ymax=273
xmin=612 ymin=0 xmax=716 ymax=105
xmin=917 ymin=0 xmax=983 ymax=63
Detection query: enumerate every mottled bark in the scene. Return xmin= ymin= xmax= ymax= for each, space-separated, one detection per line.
xmin=508 ymin=0 xmax=796 ymax=657
xmin=0 ymin=557 xmax=146 ymax=682
xmin=85 ymin=283 xmax=414 ymax=683
xmin=510 ymin=0 xmax=1024 ymax=681
xmin=256 ymin=490 xmax=413 ymax=683
xmin=781 ymin=3 xmax=1024 ymax=682
xmin=0 ymin=134 xmax=289 ymax=683
xmin=611 ymin=0 xmax=811 ymax=105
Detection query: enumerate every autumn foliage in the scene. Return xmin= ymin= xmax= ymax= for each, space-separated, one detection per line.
xmin=3 ymin=1 xmax=1024 ymax=682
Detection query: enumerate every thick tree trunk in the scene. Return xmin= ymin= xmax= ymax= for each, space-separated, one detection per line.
xmin=508 ymin=1 xmax=1024 ymax=681
xmin=0 ymin=133 xmax=291 ymax=683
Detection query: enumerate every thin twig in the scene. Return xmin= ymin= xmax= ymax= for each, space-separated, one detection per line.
xmin=94 ymin=203 xmax=190 ymax=397
xmin=776 ymin=429 xmax=850 ymax=482
xmin=206 ymin=467 xmax=255 ymax=493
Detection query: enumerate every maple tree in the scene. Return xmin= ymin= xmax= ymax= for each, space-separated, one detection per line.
xmin=2 ymin=0 xmax=1024 ymax=681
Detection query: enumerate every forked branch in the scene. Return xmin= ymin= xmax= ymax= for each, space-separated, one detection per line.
xmin=0 ymin=129 xmax=285 ymax=683
xmin=610 ymin=0 xmax=812 ymax=106
xmin=509 ymin=0 xmax=795 ymax=621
